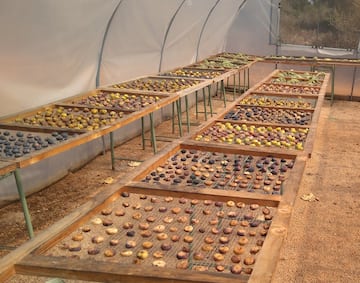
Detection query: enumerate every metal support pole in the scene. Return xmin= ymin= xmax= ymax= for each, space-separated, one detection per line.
xmin=176 ymin=99 xmax=183 ymax=137
xmin=243 ymin=68 xmax=246 ymax=92
xmin=185 ymin=96 xmax=190 ymax=132
xmin=247 ymin=67 xmax=250 ymax=90
xmin=171 ymin=102 xmax=175 ymax=133
xmin=149 ymin=113 xmax=157 ymax=154
xmin=96 ymin=0 xmax=124 ymax=87
xmin=14 ymin=169 xmax=34 ymax=239
xmin=350 ymin=67 xmax=357 ymax=101
xmin=202 ymin=88 xmax=208 ymax=121
xmin=195 ymin=91 xmax=199 ymax=120
xmin=331 ymin=65 xmax=335 ymax=105
xmin=207 ymin=85 xmax=213 ymax=117
xmin=233 ymin=74 xmax=236 ymax=98
xmin=110 ymin=132 xmax=115 ymax=170
xmin=101 ymin=136 xmax=106 ymax=155
xmin=141 ymin=117 xmax=145 ymax=149
xmin=221 ymin=80 xmax=226 ymax=107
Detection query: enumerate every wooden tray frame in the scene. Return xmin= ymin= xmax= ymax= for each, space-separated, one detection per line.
xmin=218 ymin=104 xmax=315 ymax=125
xmin=3 ymin=139 xmax=307 ymax=283
xmin=57 ymin=88 xmax=171 ymax=112
xmin=263 ymin=56 xmax=360 ymax=67
xmin=188 ymin=118 xmax=313 ymax=157
xmin=106 ymin=75 xmax=212 ymax=98
xmin=130 ymin=141 xmax=300 ymax=198
xmin=0 ymin=161 xmax=16 ymax=176
xmin=237 ymin=92 xmax=319 ymax=109
xmin=159 ymin=67 xmax=238 ymax=84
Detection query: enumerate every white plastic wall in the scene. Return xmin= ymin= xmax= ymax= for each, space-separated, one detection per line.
xmin=0 ymin=0 xmax=244 ymax=203
xmin=0 ymin=0 xmax=119 ymax=117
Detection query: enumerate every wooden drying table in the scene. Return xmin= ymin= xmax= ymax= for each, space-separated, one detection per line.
xmin=262 ymin=56 xmax=360 ymax=103
xmin=0 ymin=92 xmax=180 ymax=237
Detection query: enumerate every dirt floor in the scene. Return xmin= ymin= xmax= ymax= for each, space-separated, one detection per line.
xmin=0 ymin=96 xmax=359 ymax=282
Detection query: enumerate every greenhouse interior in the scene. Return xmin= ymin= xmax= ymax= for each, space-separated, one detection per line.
xmin=0 ymin=0 xmax=359 ymax=282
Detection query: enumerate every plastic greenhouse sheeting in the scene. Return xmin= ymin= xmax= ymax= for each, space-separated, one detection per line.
xmin=0 ymin=0 xmax=244 ymax=203
xmin=0 ymin=0 xmax=243 ymax=118
xmin=0 ymin=0 xmax=119 ymax=117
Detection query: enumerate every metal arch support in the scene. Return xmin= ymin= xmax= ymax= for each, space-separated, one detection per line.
xmin=222 ymin=0 xmax=248 ymax=51
xmin=95 ymin=0 xmax=124 ymax=88
xmin=195 ymin=0 xmax=221 ymax=62
xmin=159 ymin=0 xmax=186 ymax=72
xmin=236 ymin=0 xmax=248 ymax=15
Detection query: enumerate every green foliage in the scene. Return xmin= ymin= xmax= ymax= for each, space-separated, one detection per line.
xmin=280 ymin=0 xmax=360 ymax=49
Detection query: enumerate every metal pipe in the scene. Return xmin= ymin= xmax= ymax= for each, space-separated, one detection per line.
xmin=95 ymin=0 xmax=124 ymax=87
xmin=14 ymin=169 xmax=34 ymax=239
xmin=158 ymin=0 xmax=186 ymax=72
xmin=195 ymin=0 xmax=221 ymax=61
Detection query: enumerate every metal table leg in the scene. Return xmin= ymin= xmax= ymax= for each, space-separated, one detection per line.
xmin=141 ymin=117 xmax=145 ymax=149
xmin=101 ymin=136 xmax=106 ymax=155
xmin=149 ymin=113 xmax=157 ymax=154
xmin=202 ymin=88 xmax=208 ymax=121
xmin=195 ymin=91 xmax=199 ymax=120
xmin=14 ymin=169 xmax=34 ymax=239
xmin=171 ymin=102 xmax=175 ymax=134
xmin=110 ymin=132 xmax=115 ymax=170
xmin=221 ymin=80 xmax=226 ymax=107
xmin=331 ymin=65 xmax=335 ymax=105
xmin=185 ymin=96 xmax=190 ymax=132
xmin=246 ymin=67 xmax=250 ymax=90
xmin=176 ymin=99 xmax=183 ymax=137
xmin=233 ymin=74 xmax=236 ymax=99
xmin=207 ymin=85 xmax=213 ymax=117
xmin=350 ymin=66 xmax=357 ymax=101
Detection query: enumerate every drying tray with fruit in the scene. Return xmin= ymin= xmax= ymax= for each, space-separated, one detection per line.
xmin=267 ymin=71 xmax=326 ymax=87
xmin=0 ymin=127 xmax=80 ymax=161
xmin=40 ymin=189 xmax=274 ymax=278
xmin=0 ymin=104 xmax=129 ymax=132
xmin=188 ymin=58 xmax=255 ymax=70
xmin=108 ymin=76 xmax=210 ymax=97
xmin=237 ymin=94 xmax=317 ymax=109
xmin=211 ymin=53 xmax=261 ymax=62
xmin=131 ymin=143 xmax=301 ymax=197
xmin=159 ymin=67 xmax=235 ymax=83
xmin=263 ymin=55 xmax=360 ymax=66
xmin=219 ymin=104 xmax=314 ymax=126
xmin=191 ymin=120 xmax=312 ymax=153
xmin=254 ymin=83 xmax=322 ymax=96
xmin=58 ymin=89 xmax=172 ymax=112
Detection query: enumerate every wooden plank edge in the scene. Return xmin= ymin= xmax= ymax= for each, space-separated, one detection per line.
xmin=182 ymin=140 xmax=304 ymax=158
xmin=180 ymin=140 xmax=298 ymax=159
xmin=125 ymin=182 xmax=281 ymax=207
xmin=249 ymin=158 xmax=307 ymax=282
xmin=15 ymin=255 xmax=247 ymax=283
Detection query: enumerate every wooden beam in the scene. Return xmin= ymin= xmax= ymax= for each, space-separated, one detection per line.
xmin=16 ymin=255 xmax=247 ymax=283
